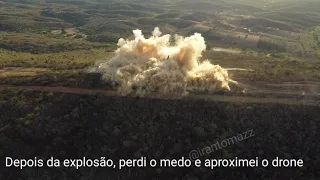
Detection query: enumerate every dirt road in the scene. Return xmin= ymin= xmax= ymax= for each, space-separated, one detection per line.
xmin=0 ymin=84 xmax=319 ymax=106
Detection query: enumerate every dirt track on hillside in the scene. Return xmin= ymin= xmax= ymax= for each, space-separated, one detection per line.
xmin=0 ymin=84 xmax=319 ymax=106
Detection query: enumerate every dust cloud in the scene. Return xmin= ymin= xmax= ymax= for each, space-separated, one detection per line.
xmin=95 ymin=27 xmax=237 ymax=96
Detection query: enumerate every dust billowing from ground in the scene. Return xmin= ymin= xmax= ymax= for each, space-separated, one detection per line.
xmin=93 ymin=27 xmax=237 ymax=97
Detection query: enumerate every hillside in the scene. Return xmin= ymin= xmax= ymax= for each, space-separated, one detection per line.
xmin=0 ymin=1 xmax=320 ymax=179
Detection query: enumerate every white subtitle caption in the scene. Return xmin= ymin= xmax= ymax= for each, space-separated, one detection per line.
xmin=4 ymin=156 xmax=304 ymax=170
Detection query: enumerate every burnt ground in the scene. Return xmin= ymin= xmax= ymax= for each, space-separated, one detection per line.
xmin=0 ymin=88 xmax=319 ymax=180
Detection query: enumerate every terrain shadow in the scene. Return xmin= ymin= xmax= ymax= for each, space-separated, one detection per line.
xmin=0 ymin=91 xmax=319 ymax=179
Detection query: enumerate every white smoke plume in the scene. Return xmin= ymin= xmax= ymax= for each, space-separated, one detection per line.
xmin=96 ymin=27 xmax=236 ymax=96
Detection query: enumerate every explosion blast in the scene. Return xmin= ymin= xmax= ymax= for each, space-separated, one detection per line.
xmin=96 ymin=27 xmax=236 ymax=96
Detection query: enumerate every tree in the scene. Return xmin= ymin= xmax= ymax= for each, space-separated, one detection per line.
xmin=74 ymin=34 xmax=84 ymax=38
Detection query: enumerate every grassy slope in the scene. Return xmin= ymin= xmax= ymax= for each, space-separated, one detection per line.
xmin=0 ymin=49 xmax=110 ymax=69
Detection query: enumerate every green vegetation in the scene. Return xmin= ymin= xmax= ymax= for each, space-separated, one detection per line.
xmin=0 ymin=49 xmax=110 ymax=69
xmin=257 ymin=37 xmax=286 ymax=52
xmin=0 ymin=87 xmax=319 ymax=179
xmin=0 ymin=0 xmax=319 ymax=88
xmin=86 ymin=33 xmax=120 ymax=43
xmin=0 ymin=0 xmax=319 ymax=86
xmin=0 ymin=70 xmax=106 ymax=89
xmin=1 ymin=0 xmax=320 ymax=57
xmin=41 ymin=10 xmax=89 ymax=26
xmin=312 ymin=26 xmax=320 ymax=57
xmin=0 ymin=31 xmax=107 ymax=53
xmin=0 ymin=1 xmax=320 ymax=179
xmin=204 ymin=51 xmax=320 ymax=82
